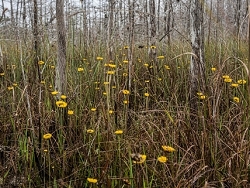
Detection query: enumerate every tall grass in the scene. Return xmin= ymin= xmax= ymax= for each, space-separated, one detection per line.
xmin=0 ymin=38 xmax=249 ymax=187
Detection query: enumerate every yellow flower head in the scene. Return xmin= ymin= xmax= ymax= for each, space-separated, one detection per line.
xmin=7 ymin=86 xmax=14 ymax=90
xmin=157 ymin=56 xmax=165 ymax=59
xmin=157 ymin=78 xmax=162 ymax=81
xmin=131 ymin=154 xmax=146 ymax=164
xmin=51 ymin=91 xmax=59 ymax=95
xmin=233 ymin=97 xmax=240 ymax=103
xmin=231 ymin=83 xmax=239 ymax=87
xmin=61 ymin=95 xmax=67 ymax=99
xmin=158 ymin=156 xmax=168 ymax=163
xmin=104 ymin=82 xmax=109 ymax=85
xmin=124 ymin=46 xmax=129 ymax=49
xmin=56 ymin=100 xmax=67 ymax=108
xmin=87 ymin=129 xmax=94 ymax=134
xmin=123 ymin=60 xmax=129 ymax=64
xmin=145 ymin=80 xmax=150 ymax=83
xmin=162 ymin=145 xmax=176 ymax=152
xmin=123 ymin=73 xmax=128 ymax=77
xmin=222 ymin=75 xmax=230 ymax=79
xmin=150 ymin=45 xmax=156 ymax=49
xmin=91 ymin=108 xmax=97 ymax=112
xmin=199 ymin=95 xmax=206 ymax=100
xmin=108 ymin=64 xmax=116 ymax=68
xmin=211 ymin=67 xmax=216 ymax=71
xmin=38 ymin=60 xmax=45 ymax=65
xmin=109 ymin=110 xmax=114 ymax=114
xmin=197 ymin=92 xmax=203 ymax=96
xmin=114 ymin=130 xmax=123 ymax=135
xmin=144 ymin=63 xmax=149 ymax=67
xmin=43 ymin=133 xmax=52 ymax=140
xmin=164 ymin=65 xmax=170 ymax=70
xmin=96 ymin=57 xmax=103 ymax=60
xmin=87 ymin=178 xmax=98 ymax=183
xmin=50 ymin=65 xmax=55 ymax=69
xmin=237 ymin=79 xmax=247 ymax=85
xmin=107 ymin=71 xmax=115 ymax=75
xmin=122 ymin=90 xmax=130 ymax=95
xmin=68 ymin=110 xmax=74 ymax=115
xmin=13 ymin=83 xmax=18 ymax=86
xmin=144 ymin=93 xmax=149 ymax=97
xmin=0 ymin=72 xmax=5 ymax=76
xmin=40 ymin=80 xmax=45 ymax=84
xmin=78 ymin=67 xmax=84 ymax=72
xmin=224 ymin=78 xmax=232 ymax=83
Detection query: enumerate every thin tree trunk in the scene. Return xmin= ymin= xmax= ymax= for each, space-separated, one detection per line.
xmin=55 ymin=0 xmax=67 ymax=96
xmin=189 ymin=0 xmax=205 ymax=123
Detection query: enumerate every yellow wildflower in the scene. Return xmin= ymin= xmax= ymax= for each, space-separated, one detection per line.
xmin=124 ymin=46 xmax=129 ymax=49
xmin=114 ymin=130 xmax=123 ymax=135
xmin=91 ymin=108 xmax=97 ymax=112
xmin=50 ymin=65 xmax=55 ymax=69
xmin=0 ymin=72 xmax=5 ymax=76
xmin=12 ymin=83 xmax=18 ymax=86
xmin=7 ymin=86 xmax=13 ymax=90
xmin=233 ymin=97 xmax=240 ymax=103
xmin=123 ymin=73 xmax=128 ymax=77
xmin=51 ymin=91 xmax=58 ymax=95
xmin=122 ymin=90 xmax=130 ymax=95
xmin=164 ymin=65 xmax=170 ymax=70
xmin=131 ymin=154 xmax=146 ymax=164
xmin=224 ymin=78 xmax=232 ymax=83
xmin=87 ymin=129 xmax=94 ymax=134
xmin=78 ymin=67 xmax=84 ymax=72
xmin=157 ymin=56 xmax=165 ymax=59
xmin=109 ymin=110 xmax=114 ymax=114
xmin=158 ymin=156 xmax=168 ymax=163
xmin=145 ymin=80 xmax=150 ymax=83
xmin=108 ymin=64 xmax=116 ymax=68
xmin=38 ymin=60 xmax=44 ymax=65
xmin=112 ymin=86 xmax=116 ymax=89
xmin=96 ymin=57 xmax=103 ymax=60
xmin=104 ymin=82 xmax=109 ymax=85
xmin=123 ymin=60 xmax=129 ymax=64
xmin=211 ymin=67 xmax=216 ymax=71
xmin=144 ymin=93 xmax=149 ymax=97
xmin=61 ymin=95 xmax=67 ymax=99
xmin=40 ymin=80 xmax=45 ymax=84
xmin=43 ymin=133 xmax=52 ymax=140
xmin=123 ymin=100 xmax=129 ymax=104
xmin=197 ymin=92 xmax=203 ymax=96
xmin=144 ymin=63 xmax=149 ymax=67
xmin=68 ymin=110 xmax=74 ymax=115
xmin=56 ymin=101 xmax=67 ymax=108
xmin=199 ymin=95 xmax=206 ymax=100
xmin=107 ymin=71 xmax=115 ymax=75
xmin=222 ymin=75 xmax=230 ymax=79
xmin=87 ymin=178 xmax=98 ymax=183
xmin=157 ymin=78 xmax=162 ymax=81
xmin=237 ymin=79 xmax=247 ymax=84
xmin=162 ymin=145 xmax=176 ymax=152
xmin=150 ymin=45 xmax=156 ymax=49
xmin=231 ymin=83 xmax=239 ymax=87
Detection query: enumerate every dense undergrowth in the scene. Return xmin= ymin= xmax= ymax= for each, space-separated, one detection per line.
xmin=0 ymin=39 xmax=250 ymax=187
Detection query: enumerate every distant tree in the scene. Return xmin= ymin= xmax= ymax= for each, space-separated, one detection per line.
xmin=189 ymin=0 xmax=205 ymax=123
xmin=55 ymin=0 xmax=67 ymax=96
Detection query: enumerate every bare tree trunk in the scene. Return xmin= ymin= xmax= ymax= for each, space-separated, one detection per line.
xmin=55 ymin=0 xmax=67 ymax=96
xmin=149 ymin=0 xmax=157 ymax=70
xmin=189 ymin=0 xmax=205 ymax=123
xmin=235 ymin=0 xmax=241 ymax=37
